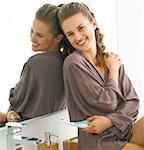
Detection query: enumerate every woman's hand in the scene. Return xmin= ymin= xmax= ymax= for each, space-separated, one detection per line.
xmin=105 ymin=52 xmax=122 ymax=71
xmin=7 ymin=110 xmax=21 ymax=122
xmin=104 ymin=52 xmax=122 ymax=83
xmin=81 ymin=115 xmax=113 ymax=134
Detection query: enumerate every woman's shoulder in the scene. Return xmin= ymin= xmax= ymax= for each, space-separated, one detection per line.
xmin=27 ymin=52 xmax=63 ymax=65
xmin=63 ymin=51 xmax=89 ymax=74
xmin=64 ymin=51 xmax=85 ymax=66
xmin=29 ymin=52 xmax=62 ymax=60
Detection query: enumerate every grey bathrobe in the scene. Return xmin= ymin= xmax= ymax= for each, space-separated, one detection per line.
xmin=63 ymin=51 xmax=139 ymax=150
xmin=8 ymin=52 xmax=66 ymax=120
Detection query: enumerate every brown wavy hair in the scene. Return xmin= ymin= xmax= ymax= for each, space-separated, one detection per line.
xmin=58 ymin=2 xmax=106 ymax=65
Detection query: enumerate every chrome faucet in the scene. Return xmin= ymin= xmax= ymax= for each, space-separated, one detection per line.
xmin=6 ymin=122 xmax=43 ymax=150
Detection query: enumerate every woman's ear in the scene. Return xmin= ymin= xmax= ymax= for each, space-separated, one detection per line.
xmin=55 ymin=34 xmax=64 ymax=43
xmin=92 ymin=18 xmax=97 ymax=30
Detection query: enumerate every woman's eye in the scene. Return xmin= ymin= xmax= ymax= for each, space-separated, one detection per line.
xmin=67 ymin=33 xmax=73 ymax=37
xmin=79 ymin=26 xmax=84 ymax=31
xmin=37 ymin=33 xmax=43 ymax=37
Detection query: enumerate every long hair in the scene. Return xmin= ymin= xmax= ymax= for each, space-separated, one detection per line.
xmin=58 ymin=2 xmax=106 ymax=64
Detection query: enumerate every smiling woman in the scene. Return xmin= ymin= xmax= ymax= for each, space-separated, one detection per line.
xmin=0 ymin=0 xmax=65 ymax=113
xmin=0 ymin=0 xmax=143 ymax=121
xmin=0 ymin=0 xmax=117 ymax=112
xmin=30 ymin=17 xmax=62 ymax=52
xmin=57 ymin=2 xmax=144 ymax=150
xmin=2 ymin=3 xmax=66 ymax=123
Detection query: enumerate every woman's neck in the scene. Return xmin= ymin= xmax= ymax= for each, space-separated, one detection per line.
xmin=45 ymin=44 xmax=60 ymax=53
xmin=83 ymin=49 xmax=97 ymax=67
xmin=82 ymin=49 xmax=105 ymax=77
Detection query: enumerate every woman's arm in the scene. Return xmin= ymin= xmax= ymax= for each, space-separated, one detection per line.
xmin=7 ymin=62 xmax=36 ymax=120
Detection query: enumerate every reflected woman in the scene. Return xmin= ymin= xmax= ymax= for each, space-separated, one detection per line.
xmin=6 ymin=4 xmax=66 ymax=122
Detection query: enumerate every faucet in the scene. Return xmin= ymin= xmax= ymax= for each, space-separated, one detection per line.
xmin=37 ymin=132 xmax=59 ymax=150
xmin=6 ymin=122 xmax=43 ymax=150
xmin=42 ymin=132 xmax=69 ymax=150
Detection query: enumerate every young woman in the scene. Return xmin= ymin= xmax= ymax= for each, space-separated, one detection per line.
xmin=6 ymin=4 xmax=66 ymax=122
xmin=58 ymin=2 xmax=144 ymax=150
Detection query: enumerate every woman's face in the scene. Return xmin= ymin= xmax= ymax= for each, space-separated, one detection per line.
xmin=61 ymin=13 xmax=97 ymax=53
xmin=30 ymin=18 xmax=57 ymax=52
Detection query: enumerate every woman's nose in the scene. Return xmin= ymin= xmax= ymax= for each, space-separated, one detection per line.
xmin=74 ymin=31 xmax=82 ymax=41
xmin=30 ymin=33 xmax=36 ymax=42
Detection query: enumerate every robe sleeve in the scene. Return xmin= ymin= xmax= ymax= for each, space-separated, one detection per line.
xmin=106 ymin=65 xmax=139 ymax=132
xmin=8 ymin=62 xmax=36 ymax=114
